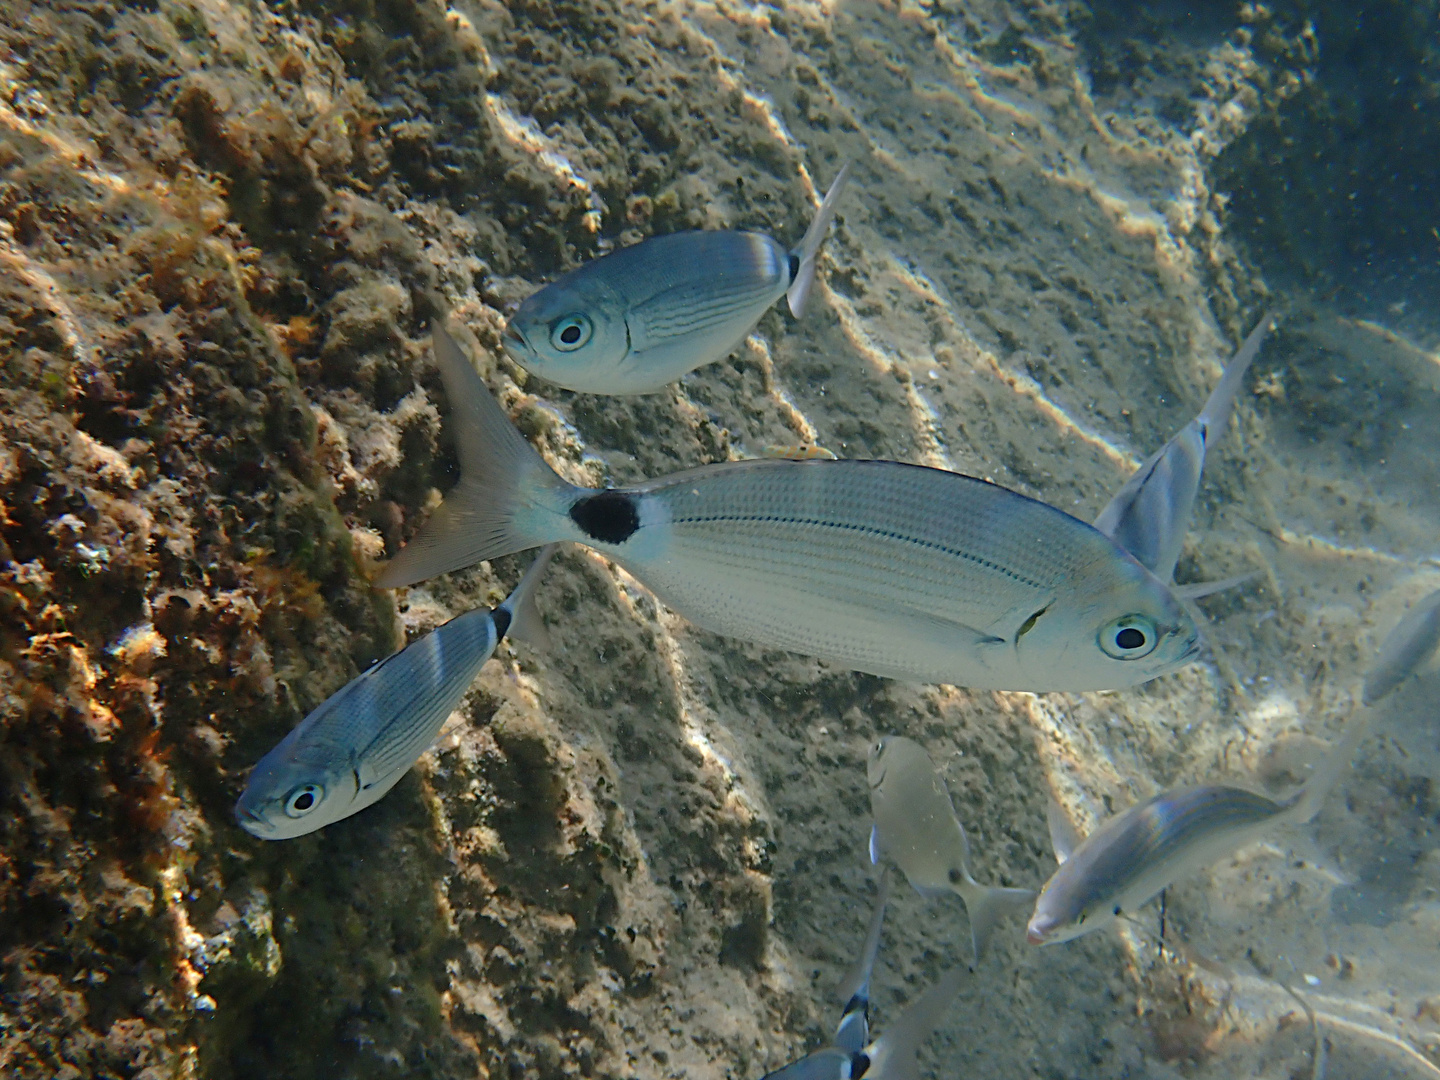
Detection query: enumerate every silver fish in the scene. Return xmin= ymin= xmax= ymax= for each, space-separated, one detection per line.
xmin=835 ymin=876 xmax=890 ymax=1054
xmin=1362 ymin=586 xmax=1440 ymax=705
xmin=1026 ymin=715 xmax=1370 ymax=945
xmin=867 ymin=736 xmax=1034 ymax=958
xmin=235 ymin=547 xmax=555 ymax=839
xmin=376 ymin=324 xmax=1200 ymax=693
xmin=762 ymin=963 xmax=968 ymax=1080
xmin=1095 ymin=312 xmax=1276 ymax=582
xmin=502 ymin=165 xmax=849 ymax=394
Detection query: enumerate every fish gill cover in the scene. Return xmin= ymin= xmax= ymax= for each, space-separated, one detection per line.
xmin=0 ymin=1 xmax=1438 ymax=1079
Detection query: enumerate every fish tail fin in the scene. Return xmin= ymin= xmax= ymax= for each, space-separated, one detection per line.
xmin=863 ymin=965 xmax=968 ymax=1080
xmin=1286 ymin=713 xmax=1373 ymax=824
xmin=958 ymin=883 xmax=1037 ymax=960
xmin=376 ymin=323 xmax=577 ymax=588
xmin=1197 ymin=310 xmax=1278 ymax=438
xmin=499 ymin=544 xmax=559 ymax=650
xmin=840 ymin=875 xmax=881 ymax=1019
xmin=786 ymin=162 xmax=850 ymax=317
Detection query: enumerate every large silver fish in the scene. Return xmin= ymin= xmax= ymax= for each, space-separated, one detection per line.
xmin=762 ymin=962 xmax=968 ymax=1080
xmin=376 ymin=324 xmax=1200 ymax=693
xmin=235 ymin=547 xmax=555 ymax=839
xmin=502 ymin=166 xmax=850 ymax=394
xmin=1026 ymin=714 xmax=1370 ymax=945
xmin=1095 ymin=312 xmax=1276 ymax=583
xmin=1362 ymin=585 xmax=1440 ymax=705
xmin=867 ymin=736 xmax=1034 ymax=958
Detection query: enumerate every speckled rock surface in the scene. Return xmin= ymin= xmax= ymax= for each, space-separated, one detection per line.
xmin=2 ymin=2 xmax=1437 ymax=1079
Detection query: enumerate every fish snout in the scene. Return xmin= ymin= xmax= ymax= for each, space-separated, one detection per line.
xmin=1025 ymin=915 xmax=1052 ymax=946
xmin=501 ymin=324 xmax=531 ymax=356
xmin=234 ymin=799 xmax=274 ymax=838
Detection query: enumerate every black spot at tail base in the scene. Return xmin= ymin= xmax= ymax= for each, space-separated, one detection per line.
xmin=491 ymin=607 xmax=512 ymax=639
xmin=570 ymin=490 xmax=640 ymax=544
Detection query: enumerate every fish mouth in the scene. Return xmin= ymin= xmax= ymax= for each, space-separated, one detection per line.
xmin=1025 ymin=925 xmax=1047 ymax=946
xmin=234 ymin=801 xmax=274 ymax=838
xmin=502 ymin=324 xmax=532 ymax=356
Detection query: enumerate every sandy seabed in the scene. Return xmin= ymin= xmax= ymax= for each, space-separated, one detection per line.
xmin=0 ymin=1 xmax=1437 ymax=1078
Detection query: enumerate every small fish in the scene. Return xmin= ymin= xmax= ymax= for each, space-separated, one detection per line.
xmin=1095 ymin=312 xmax=1276 ymax=583
xmin=867 ymin=736 xmax=1034 ymax=959
xmin=502 ymin=165 xmax=850 ymax=394
xmin=1362 ymin=586 xmax=1440 ymax=705
xmin=834 ymin=876 xmax=890 ymax=1054
xmin=763 ymin=443 xmax=838 ymax=461
xmin=762 ymin=963 xmax=968 ymax=1080
xmin=376 ymin=324 xmax=1200 ymax=693
xmin=235 ymin=547 xmax=556 ymax=839
xmin=1026 ymin=714 xmax=1370 ymax=945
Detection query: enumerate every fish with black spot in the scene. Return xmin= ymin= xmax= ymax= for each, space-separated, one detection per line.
xmin=375 ymin=324 xmax=1201 ymax=693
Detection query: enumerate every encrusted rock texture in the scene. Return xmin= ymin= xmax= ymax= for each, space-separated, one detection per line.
xmin=3 ymin=1 xmax=1428 ymax=1079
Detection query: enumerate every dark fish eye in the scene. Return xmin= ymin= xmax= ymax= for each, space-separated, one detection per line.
xmin=549 ymin=313 xmax=593 ymax=352
xmin=285 ymin=783 xmax=323 ymax=817
xmin=1098 ymin=614 xmax=1159 ymax=660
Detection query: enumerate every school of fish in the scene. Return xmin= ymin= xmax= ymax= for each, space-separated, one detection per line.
xmin=234 ymin=162 xmax=1440 ymax=1078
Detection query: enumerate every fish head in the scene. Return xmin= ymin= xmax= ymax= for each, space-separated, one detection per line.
xmin=234 ymin=733 xmax=360 ymax=840
xmin=865 ymin=736 xmax=894 ymax=790
xmin=503 ymin=275 xmax=631 ymax=392
xmin=1017 ymin=558 xmax=1200 ymax=691
xmin=1025 ymin=879 xmax=1096 ymax=945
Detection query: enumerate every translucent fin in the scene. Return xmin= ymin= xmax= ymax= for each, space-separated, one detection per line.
xmin=1362 ymin=586 xmax=1440 ymax=705
xmin=1196 ymin=311 xmax=1278 ymax=436
xmin=787 ymin=163 xmax=850 ymax=317
xmin=759 ymin=1047 xmax=850 ymax=1080
xmin=1172 ymin=570 xmax=1260 ymax=601
xmin=1283 ymin=712 xmax=1373 ymax=825
xmin=376 ymin=323 xmax=575 ymax=588
xmin=957 ymin=883 xmax=1036 ymax=961
xmin=868 ymin=823 xmax=881 ymax=866
xmin=860 ymin=965 xmax=968 ymax=1080
xmin=1046 ymin=795 xmax=1081 ymax=865
xmin=1095 ymin=311 xmax=1275 ymax=583
xmin=836 ymin=875 xmax=889 ymax=1047
xmin=499 ymin=545 xmax=558 ymax=651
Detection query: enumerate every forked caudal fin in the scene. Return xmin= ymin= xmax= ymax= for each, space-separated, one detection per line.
xmin=1282 ymin=711 xmax=1373 ymax=825
xmin=497 ymin=545 xmax=559 ymax=651
xmin=859 ymin=965 xmax=968 ymax=1080
xmin=375 ymin=324 xmax=578 ymax=588
xmin=787 ymin=163 xmax=851 ymax=318
xmin=957 ymin=880 xmax=1036 ymax=961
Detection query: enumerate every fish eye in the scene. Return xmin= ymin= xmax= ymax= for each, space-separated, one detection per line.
xmin=1097 ymin=614 xmax=1159 ymax=660
xmin=549 ymin=313 xmax=593 ymax=352
xmin=284 ymin=783 xmax=324 ymax=818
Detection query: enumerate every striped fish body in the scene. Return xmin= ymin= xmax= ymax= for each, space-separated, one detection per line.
xmin=1028 ymin=785 xmax=1288 ymax=944
xmin=379 ymin=324 xmax=1199 ymax=693
xmin=237 ymin=549 xmax=553 ymax=839
xmin=505 ymin=231 xmax=792 ymax=394
xmin=575 ymin=460 xmax=1197 ymax=692
xmin=235 ymin=608 xmax=500 ymax=839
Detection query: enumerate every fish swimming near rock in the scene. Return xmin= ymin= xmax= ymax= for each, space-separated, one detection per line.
xmin=762 ymin=959 xmax=968 ymax=1080
xmin=1362 ymin=585 xmax=1440 ymax=705
xmin=867 ymin=736 xmax=1035 ymax=959
xmin=235 ymin=547 xmax=556 ymax=840
xmin=834 ymin=876 xmax=890 ymax=1054
xmin=501 ymin=165 xmax=850 ymax=394
xmin=376 ymin=324 xmax=1201 ymax=693
xmin=1095 ymin=312 xmax=1276 ymax=583
xmin=1026 ymin=713 xmax=1370 ymax=946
